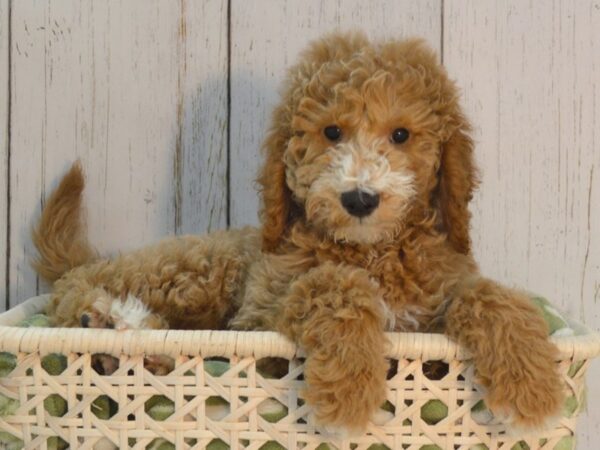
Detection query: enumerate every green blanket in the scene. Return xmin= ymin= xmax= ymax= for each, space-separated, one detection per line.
xmin=0 ymin=297 xmax=581 ymax=450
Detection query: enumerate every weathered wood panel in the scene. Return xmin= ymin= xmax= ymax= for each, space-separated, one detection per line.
xmin=229 ymin=0 xmax=442 ymax=227
xmin=8 ymin=0 xmax=228 ymax=306
xmin=176 ymin=0 xmax=228 ymax=236
xmin=0 ymin=0 xmax=8 ymax=311
xmin=443 ymin=1 xmax=600 ymax=447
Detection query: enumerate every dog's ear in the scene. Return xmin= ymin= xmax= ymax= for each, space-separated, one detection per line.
xmin=435 ymin=113 xmax=478 ymax=254
xmin=258 ymin=104 xmax=294 ymax=252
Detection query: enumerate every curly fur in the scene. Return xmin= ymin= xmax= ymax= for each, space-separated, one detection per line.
xmin=33 ymin=31 xmax=563 ymax=432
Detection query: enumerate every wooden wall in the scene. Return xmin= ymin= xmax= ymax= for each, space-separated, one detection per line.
xmin=0 ymin=0 xmax=598 ymax=446
xmin=0 ymin=0 xmax=8 ymax=313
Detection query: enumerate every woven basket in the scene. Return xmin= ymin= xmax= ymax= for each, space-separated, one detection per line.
xmin=0 ymin=295 xmax=599 ymax=450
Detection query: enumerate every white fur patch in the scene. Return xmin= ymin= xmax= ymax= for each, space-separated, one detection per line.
xmin=308 ymin=138 xmax=416 ymax=245
xmin=380 ymin=301 xmax=427 ymax=332
xmin=110 ymin=295 xmax=153 ymax=330
xmin=379 ymin=299 xmax=396 ymax=331
xmin=398 ymin=309 xmax=421 ymax=331
xmin=390 ymin=304 xmax=427 ymax=332
xmin=313 ymin=139 xmax=415 ymax=200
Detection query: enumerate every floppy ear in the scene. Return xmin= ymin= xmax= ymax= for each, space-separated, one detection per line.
xmin=436 ymin=115 xmax=479 ymax=254
xmin=258 ymin=105 xmax=294 ymax=252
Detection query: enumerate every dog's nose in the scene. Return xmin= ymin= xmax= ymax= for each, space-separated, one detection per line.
xmin=340 ymin=189 xmax=380 ymax=217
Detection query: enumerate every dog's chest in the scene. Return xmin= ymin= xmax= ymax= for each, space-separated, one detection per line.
xmin=315 ymin=247 xmax=443 ymax=331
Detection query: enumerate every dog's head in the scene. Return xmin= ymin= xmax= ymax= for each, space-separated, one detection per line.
xmin=259 ymin=32 xmax=477 ymax=253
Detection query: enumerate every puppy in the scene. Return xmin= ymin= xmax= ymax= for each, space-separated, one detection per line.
xmin=33 ymin=31 xmax=563 ymax=432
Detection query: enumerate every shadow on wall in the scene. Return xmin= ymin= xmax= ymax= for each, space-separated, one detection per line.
xmin=228 ymin=70 xmax=282 ymax=230
xmin=177 ymin=74 xmax=229 ymax=236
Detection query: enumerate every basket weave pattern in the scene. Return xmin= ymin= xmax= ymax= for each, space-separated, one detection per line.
xmin=1 ymin=295 xmax=599 ymax=450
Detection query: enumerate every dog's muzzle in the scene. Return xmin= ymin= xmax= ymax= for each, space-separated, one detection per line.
xmin=340 ymin=189 xmax=380 ymax=218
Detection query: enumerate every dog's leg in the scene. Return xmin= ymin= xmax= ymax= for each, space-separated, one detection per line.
xmin=277 ymin=262 xmax=388 ymax=433
xmin=444 ymin=278 xmax=564 ymax=431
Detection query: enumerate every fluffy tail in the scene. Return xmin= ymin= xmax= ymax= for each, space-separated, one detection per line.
xmin=31 ymin=162 xmax=97 ymax=282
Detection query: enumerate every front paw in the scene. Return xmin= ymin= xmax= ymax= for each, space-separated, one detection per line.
xmin=484 ymin=353 xmax=564 ymax=432
xmin=303 ymin=354 xmax=388 ymax=432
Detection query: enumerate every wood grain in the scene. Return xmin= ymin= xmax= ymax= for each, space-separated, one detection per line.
xmin=228 ymin=0 xmax=442 ymax=227
xmin=0 ymin=0 xmax=8 ymax=311
xmin=443 ymin=1 xmax=600 ymax=446
xmin=175 ymin=0 xmax=228 ymax=236
xmin=8 ymin=0 xmax=228 ymax=306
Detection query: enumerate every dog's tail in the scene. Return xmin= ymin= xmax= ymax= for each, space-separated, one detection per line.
xmin=31 ymin=161 xmax=98 ymax=282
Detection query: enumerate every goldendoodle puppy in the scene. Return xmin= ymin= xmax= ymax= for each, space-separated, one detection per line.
xmin=33 ymin=31 xmax=563 ymax=432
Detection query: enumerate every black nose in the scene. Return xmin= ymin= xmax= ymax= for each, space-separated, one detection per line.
xmin=340 ymin=189 xmax=380 ymax=218
xmin=80 ymin=314 xmax=90 ymax=328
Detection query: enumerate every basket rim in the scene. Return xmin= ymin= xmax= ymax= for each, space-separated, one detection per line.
xmin=1 ymin=295 xmax=599 ymax=361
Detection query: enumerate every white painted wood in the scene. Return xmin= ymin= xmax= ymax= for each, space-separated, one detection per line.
xmin=443 ymin=1 xmax=600 ymax=447
xmin=229 ymin=0 xmax=442 ymax=227
xmin=0 ymin=0 xmax=8 ymax=311
xmin=176 ymin=0 xmax=228 ymax=235
xmin=9 ymin=0 xmax=228 ymax=306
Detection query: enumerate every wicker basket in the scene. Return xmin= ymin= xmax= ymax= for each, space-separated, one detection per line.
xmin=0 ymin=295 xmax=599 ymax=450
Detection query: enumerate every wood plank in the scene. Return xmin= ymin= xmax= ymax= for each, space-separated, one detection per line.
xmin=9 ymin=0 xmax=228 ymax=305
xmin=176 ymin=0 xmax=228 ymax=235
xmin=443 ymin=1 xmax=600 ymax=447
xmin=229 ymin=0 xmax=442 ymax=227
xmin=0 ymin=0 xmax=8 ymax=311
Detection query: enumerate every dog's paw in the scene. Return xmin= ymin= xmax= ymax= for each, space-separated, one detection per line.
xmin=303 ymin=355 xmax=388 ymax=433
xmin=485 ymin=368 xmax=564 ymax=433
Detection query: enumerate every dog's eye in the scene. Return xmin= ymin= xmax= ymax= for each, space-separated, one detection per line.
xmin=391 ymin=128 xmax=410 ymax=144
xmin=323 ymin=125 xmax=342 ymax=141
